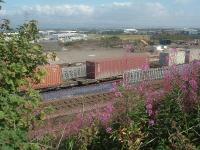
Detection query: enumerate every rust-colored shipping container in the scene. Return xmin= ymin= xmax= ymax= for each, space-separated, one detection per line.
xmin=21 ymin=64 xmax=62 ymax=90
xmin=32 ymin=64 xmax=62 ymax=89
xmin=86 ymin=55 xmax=149 ymax=79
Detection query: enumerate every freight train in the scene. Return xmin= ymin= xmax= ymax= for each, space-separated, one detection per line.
xmin=25 ymin=55 xmax=149 ymax=90
xmin=25 ymin=48 xmax=200 ymax=91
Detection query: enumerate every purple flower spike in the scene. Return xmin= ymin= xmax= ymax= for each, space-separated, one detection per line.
xmin=106 ymin=127 xmax=112 ymax=133
xmin=149 ymin=120 xmax=155 ymax=126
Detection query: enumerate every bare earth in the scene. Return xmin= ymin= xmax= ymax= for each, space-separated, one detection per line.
xmin=40 ymin=41 xmax=148 ymax=64
xmin=55 ymin=48 xmax=130 ymax=64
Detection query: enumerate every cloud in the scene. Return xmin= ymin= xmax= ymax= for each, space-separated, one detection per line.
xmin=174 ymin=10 xmax=185 ymax=16
xmin=175 ymin=0 xmax=191 ymax=4
xmin=0 ymin=9 xmax=6 ymax=16
xmin=112 ymin=2 xmax=132 ymax=7
xmin=88 ymin=2 xmax=171 ymax=28
xmin=145 ymin=2 xmax=168 ymax=17
xmin=2 ymin=1 xmax=200 ymax=28
xmin=21 ymin=4 xmax=94 ymax=16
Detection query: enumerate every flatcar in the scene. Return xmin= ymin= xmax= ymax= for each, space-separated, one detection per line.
xmin=24 ymin=55 xmax=150 ymax=90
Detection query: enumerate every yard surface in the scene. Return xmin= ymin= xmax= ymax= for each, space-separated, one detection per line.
xmin=40 ymin=34 xmax=150 ymax=64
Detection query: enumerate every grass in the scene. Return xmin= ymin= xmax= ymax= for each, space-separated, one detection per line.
xmin=89 ymin=34 xmax=150 ymax=41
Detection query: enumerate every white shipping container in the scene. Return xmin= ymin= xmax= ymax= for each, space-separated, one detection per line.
xmin=185 ymin=49 xmax=200 ymax=63
xmin=175 ymin=51 xmax=185 ymax=65
xmin=62 ymin=65 xmax=86 ymax=80
xmin=123 ymin=64 xmax=186 ymax=84
xmin=159 ymin=50 xmax=185 ymax=66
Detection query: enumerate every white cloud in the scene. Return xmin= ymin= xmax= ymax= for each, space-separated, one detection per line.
xmin=2 ymin=1 xmax=200 ymax=28
xmin=174 ymin=10 xmax=185 ymax=16
xmin=21 ymin=4 xmax=94 ymax=16
xmin=0 ymin=9 xmax=6 ymax=16
xmin=146 ymin=2 xmax=168 ymax=17
xmin=112 ymin=2 xmax=132 ymax=7
xmin=175 ymin=0 xmax=191 ymax=4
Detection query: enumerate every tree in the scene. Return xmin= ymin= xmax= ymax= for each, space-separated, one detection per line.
xmin=0 ymin=1 xmax=3 ymax=9
xmin=0 ymin=2 xmax=47 ymax=149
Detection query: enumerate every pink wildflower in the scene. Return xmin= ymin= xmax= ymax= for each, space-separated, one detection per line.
xmin=115 ymin=91 xmax=122 ymax=97
xmin=148 ymin=110 xmax=153 ymax=116
xmin=189 ymin=79 xmax=198 ymax=91
xmin=112 ymin=82 xmax=117 ymax=92
xmin=106 ymin=127 xmax=112 ymax=133
xmin=106 ymin=103 xmax=114 ymax=113
xmin=100 ymin=113 xmax=110 ymax=124
xmin=141 ymin=63 xmax=149 ymax=71
xmin=149 ymin=120 xmax=155 ymax=126
xmin=146 ymin=104 xmax=153 ymax=109
xmin=181 ymin=84 xmax=187 ymax=93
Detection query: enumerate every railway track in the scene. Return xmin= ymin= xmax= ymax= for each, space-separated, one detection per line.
xmin=40 ymin=79 xmax=121 ymax=101
xmin=30 ymin=80 xmax=164 ymax=139
xmin=30 ymin=92 xmax=121 ymax=139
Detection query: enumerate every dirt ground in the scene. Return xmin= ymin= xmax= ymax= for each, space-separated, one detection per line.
xmin=55 ymin=48 xmax=130 ymax=64
xmin=40 ymin=40 xmax=149 ymax=64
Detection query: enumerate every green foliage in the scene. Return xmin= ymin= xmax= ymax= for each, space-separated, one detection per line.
xmin=0 ymin=21 xmax=47 ymax=91
xmin=62 ymin=86 xmax=200 ymax=149
xmin=0 ymin=1 xmax=4 ymax=10
xmin=63 ymin=39 xmax=84 ymax=47
xmin=0 ymin=19 xmax=47 ymax=149
xmin=88 ymin=127 xmax=122 ymax=150
xmin=77 ymin=123 xmax=100 ymax=150
xmin=0 ymin=19 xmax=10 ymax=31
xmin=100 ymin=36 xmax=122 ymax=48
xmin=109 ymin=99 xmax=148 ymax=150
xmin=63 ymin=137 xmax=77 ymax=150
xmin=152 ymin=33 xmax=200 ymax=42
xmin=142 ymin=91 xmax=200 ymax=149
xmin=0 ymin=128 xmax=40 ymax=150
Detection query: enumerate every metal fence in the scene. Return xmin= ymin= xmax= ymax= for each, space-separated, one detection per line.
xmin=62 ymin=65 xmax=86 ymax=80
xmin=123 ymin=64 xmax=187 ymax=84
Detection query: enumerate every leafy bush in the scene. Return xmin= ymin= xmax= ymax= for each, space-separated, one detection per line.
xmin=0 ymin=18 xmax=47 ymax=149
xmin=100 ymin=36 xmax=122 ymax=48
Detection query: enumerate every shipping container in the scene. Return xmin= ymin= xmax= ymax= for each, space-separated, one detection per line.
xmin=30 ymin=64 xmax=62 ymax=89
xmin=159 ymin=49 xmax=185 ymax=66
xmin=123 ymin=64 xmax=186 ymax=84
xmin=185 ymin=49 xmax=200 ymax=63
xmin=123 ymin=67 xmax=165 ymax=84
xmin=86 ymin=55 xmax=149 ymax=79
xmin=61 ymin=65 xmax=86 ymax=80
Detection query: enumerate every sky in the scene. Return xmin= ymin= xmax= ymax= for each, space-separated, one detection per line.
xmin=0 ymin=0 xmax=200 ymax=29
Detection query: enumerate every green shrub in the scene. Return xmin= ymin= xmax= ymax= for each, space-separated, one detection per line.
xmin=0 ymin=19 xmax=47 ymax=149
